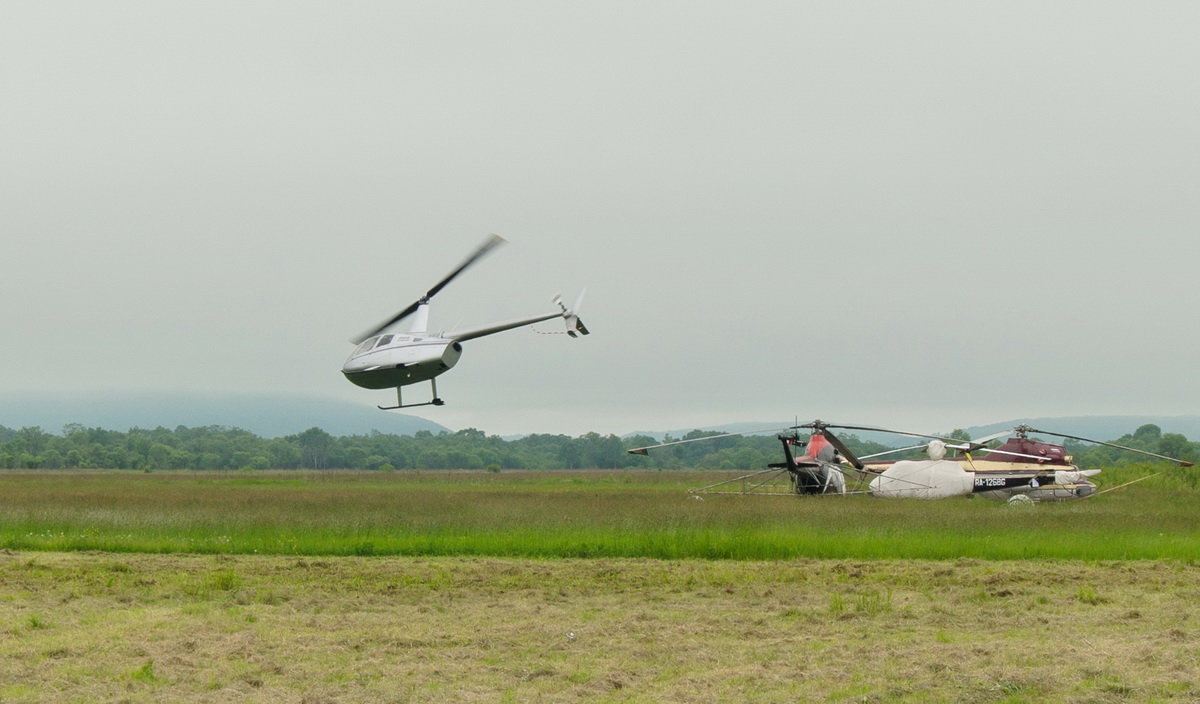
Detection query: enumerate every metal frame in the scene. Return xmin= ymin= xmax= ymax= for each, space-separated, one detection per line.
xmin=688 ymin=463 xmax=944 ymax=498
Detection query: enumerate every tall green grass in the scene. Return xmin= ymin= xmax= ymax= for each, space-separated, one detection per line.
xmin=0 ymin=470 xmax=1197 ymax=560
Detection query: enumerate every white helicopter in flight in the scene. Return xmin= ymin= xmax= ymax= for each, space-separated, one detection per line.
xmin=342 ymin=235 xmax=589 ymax=409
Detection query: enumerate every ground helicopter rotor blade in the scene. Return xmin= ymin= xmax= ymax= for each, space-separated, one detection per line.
xmin=858 ymin=443 xmax=929 ymax=461
xmin=956 ymin=429 xmax=1015 ymax=452
xmin=626 ymin=425 xmax=793 ymax=455
xmin=350 ymin=234 xmax=506 ymax=344
xmin=820 ymin=428 xmax=864 ymax=470
xmin=819 ymin=423 xmax=967 ymax=445
xmin=1024 ymin=427 xmax=1194 ymax=467
xmin=967 ymin=447 xmax=1060 ymax=462
xmin=859 ymin=436 xmax=1051 ymax=463
xmin=789 ymin=421 xmax=970 ymax=467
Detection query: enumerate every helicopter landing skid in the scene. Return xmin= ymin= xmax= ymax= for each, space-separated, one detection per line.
xmin=378 ymin=379 xmax=445 ymax=410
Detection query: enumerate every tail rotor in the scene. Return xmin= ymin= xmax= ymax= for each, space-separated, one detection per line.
xmin=556 ymin=289 xmax=590 ymax=338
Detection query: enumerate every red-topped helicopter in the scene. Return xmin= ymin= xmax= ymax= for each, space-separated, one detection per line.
xmin=628 ymin=420 xmax=1193 ymax=502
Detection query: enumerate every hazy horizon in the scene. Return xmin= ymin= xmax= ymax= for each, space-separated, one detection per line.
xmin=4 ymin=2 xmax=1197 ymax=436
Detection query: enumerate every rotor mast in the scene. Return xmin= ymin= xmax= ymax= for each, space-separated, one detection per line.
xmin=409 ymin=298 xmax=431 ymax=334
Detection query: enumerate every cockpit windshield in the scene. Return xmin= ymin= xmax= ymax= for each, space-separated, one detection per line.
xmin=352 ymin=334 xmax=399 ymax=358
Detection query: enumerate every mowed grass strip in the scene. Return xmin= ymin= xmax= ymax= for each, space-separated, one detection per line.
xmin=0 ymin=470 xmax=1199 ymax=560
xmin=0 ymin=552 xmax=1198 ymax=703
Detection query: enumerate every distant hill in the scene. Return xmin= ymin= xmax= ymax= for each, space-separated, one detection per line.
xmin=0 ymin=391 xmax=450 ymax=438
xmin=957 ymin=416 xmax=1200 ymax=443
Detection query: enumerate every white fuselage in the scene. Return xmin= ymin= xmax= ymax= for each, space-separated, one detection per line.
xmin=342 ymin=334 xmax=462 ymax=389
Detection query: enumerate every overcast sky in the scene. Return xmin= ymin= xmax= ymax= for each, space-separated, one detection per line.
xmin=3 ymin=2 xmax=1198 ymax=436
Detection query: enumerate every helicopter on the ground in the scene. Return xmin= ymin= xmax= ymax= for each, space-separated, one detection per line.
xmin=628 ymin=420 xmax=1193 ymax=502
xmin=342 ymin=235 xmax=589 ymax=409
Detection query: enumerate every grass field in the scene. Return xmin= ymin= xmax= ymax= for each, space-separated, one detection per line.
xmin=0 ymin=469 xmax=1198 ymax=560
xmin=1 ymin=469 xmax=1198 ymax=702
xmin=2 ymin=553 xmax=1199 ymax=703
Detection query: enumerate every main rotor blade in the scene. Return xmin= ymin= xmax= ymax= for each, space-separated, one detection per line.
xmin=821 ymin=429 xmax=864 ymax=470
xmin=426 ymin=234 xmax=506 ymax=300
xmin=351 ymin=300 xmax=423 ymax=345
xmin=957 ymin=429 xmax=1015 ymax=452
xmin=820 ymin=423 xmax=966 ymax=444
xmin=859 ymin=440 xmax=1054 ymax=463
xmin=1025 ymin=427 xmax=1194 ymax=467
xmin=788 ymin=421 xmax=970 ymax=467
xmin=972 ymin=447 xmax=1061 ymax=462
xmin=351 ymin=234 xmax=506 ymax=344
xmin=859 ymin=443 xmax=929 ymax=461
xmin=971 ymin=430 xmax=1015 ymax=444
xmin=626 ymin=425 xmax=792 ymax=455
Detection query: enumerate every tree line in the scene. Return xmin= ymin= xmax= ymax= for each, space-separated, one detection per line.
xmin=0 ymin=422 xmax=1193 ymax=472
xmin=0 ymin=424 xmax=884 ymax=471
